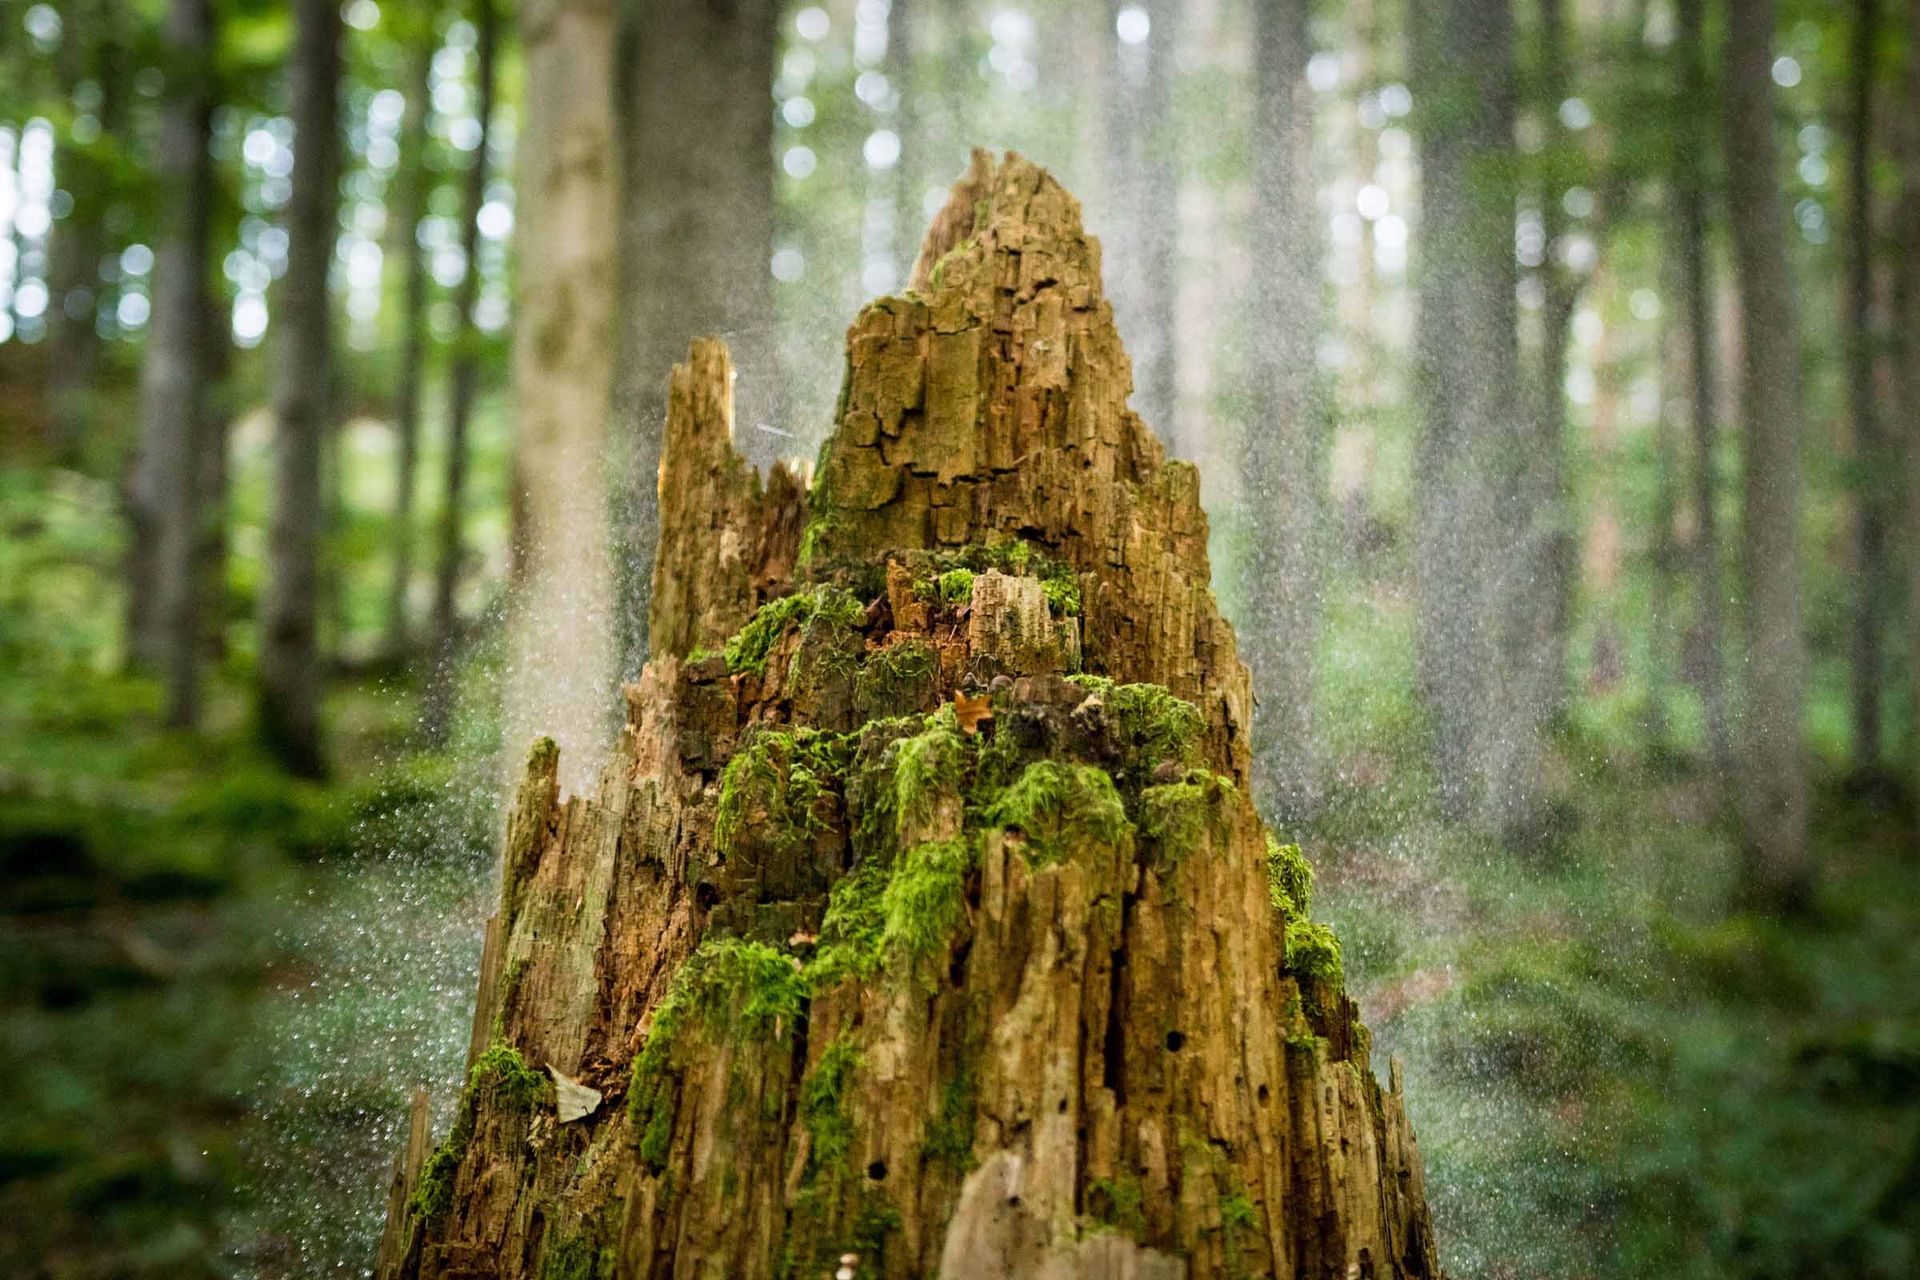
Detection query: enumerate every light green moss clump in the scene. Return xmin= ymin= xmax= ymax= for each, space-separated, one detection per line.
xmin=715 ymin=728 xmax=847 ymax=858
xmin=627 ymin=937 xmax=808 ymax=1170
xmin=1087 ymin=1176 xmax=1148 ymax=1239
xmin=937 ymin=567 xmax=976 ymax=603
xmin=724 ymin=585 xmax=864 ymax=675
xmin=1068 ymin=675 xmax=1205 ymax=783
xmin=800 ymin=1034 xmax=863 ymax=1168
xmin=880 ymin=836 xmax=975 ymax=961
xmin=1285 ymin=918 xmax=1344 ymax=987
xmin=1136 ymin=771 xmax=1233 ymax=861
xmin=853 ymin=639 xmax=938 ymax=718
xmin=986 ymin=760 xmax=1130 ymax=864
xmin=1266 ymin=835 xmax=1314 ymax=922
xmin=413 ymin=1043 xmax=548 ymax=1220
xmin=889 ymin=707 xmax=967 ymax=838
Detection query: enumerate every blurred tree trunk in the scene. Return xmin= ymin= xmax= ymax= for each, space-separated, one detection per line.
xmin=1900 ymin=0 xmax=1920 ymax=826
xmin=1722 ymin=0 xmax=1811 ymax=908
xmin=1104 ymin=0 xmax=1179 ymax=444
xmin=130 ymin=0 xmax=214 ymax=727
xmin=46 ymin=0 xmax=121 ymax=463
xmin=613 ymin=0 xmax=776 ymax=675
xmin=1845 ymin=0 xmax=1884 ymax=775
xmin=1527 ymin=0 xmax=1575 ymax=730
xmin=1240 ymin=0 xmax=1322 ymax=819
xmin=199 ymin=293 xmax=231 ymax=663
xmin=887 ymin=0 xmax=922 ymax=282
xmin=382 ymin=16 xmax=438 ymax=659
xmin=1410 ymin=0 xmax=1535 ymax=830
xmin=424 ymin=0 xmax=499 ymax=747
xmin=260 ymin=0 xmax=341 ymax=776
xmin=1674 ymin=0 xmax=1734 ymax=784
xmin=501 ymin=0 xmax=620 ymax=790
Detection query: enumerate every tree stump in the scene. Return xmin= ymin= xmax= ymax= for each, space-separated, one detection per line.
xmin=380 ymin=151 xmax=1438 ymax=1280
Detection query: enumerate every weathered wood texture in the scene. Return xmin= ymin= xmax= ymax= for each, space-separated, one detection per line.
xmin=382 ymin=153 xmax=1436 ymax=1280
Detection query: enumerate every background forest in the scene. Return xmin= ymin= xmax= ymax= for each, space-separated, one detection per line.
xmin=0 ymin=0 xmax=1915 ymax=1277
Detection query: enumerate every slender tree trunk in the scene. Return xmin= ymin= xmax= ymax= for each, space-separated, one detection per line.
xmin=1240 ymin=0 xmax=1322 ymax=820
xmin=1723 ymin=0 xmax=1811 ymax=908
xmin=501 ymin=0 xmax=620 ymax=791
xmin=47 ymin=0 xmax=120 ymax=463
xmin=1528 ymin=0 xmax=1576 ymax=732
xmin=1674 ymin=0 xmax=1734 ymax=784
xmin=1104 ymin=0 xmax=1180 ymax=445
xmin=260 ymin=0 xmax=341 ymax=777
xmin=1410 ymin=0 xmax=1532 ymax=829
xmin=383 ymin=19 xmax=437 ymax=659
xmin=1899 ymin=0 xmax=1920 ymax=827
xmin=1846 ymin=0 xmax=1884 ymax=774
xmin=423 ymin=0 xmax=499 ymax=746
xmin=887 ymin=0 xmax=921 ymax=284
xmin=199 ymin=293 xmax=231 ymax=663
xmin=131 ymin=0 xmax=215 ymax=727
xmin=614 ymin=0 xmax=776 ymax=676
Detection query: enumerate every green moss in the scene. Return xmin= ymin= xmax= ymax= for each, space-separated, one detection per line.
xmin=801 ymin=1034 xmax=863 ymax=1168
xmin=985 ymin=760 xmax=1130 ymax=865
xmin=921 ymin=1068 xmax=978 ymax=1171
xmin=1136 ymin=774 xmax=1229 ymax=861
xmin=1067 ymin=676 xmax=1206 ymax=784
xmin=1040 ymin=566 xmax=1081 ymax=618
xmin=808 ymin=856 xmax=890 ymax=990
xmin=1285 ymin=918 xmax=1345 ymax=987
xmin=797 ymin=510 xmax=840 ymax=569
xmin=627 ymin=938 xmax=809 ymax=1169
xmin=1220 ymin=1189 xmax=1258 ymax=1230
xmin=881 ymin=836 xmax=975 ymax=962
xmin=890 ymin=708 xmax=967 ymax=838
xmin=937 ymin=567 xmax=975 ymax=603
xmin=1266 ymin=835 xmax=1314 ymax=922
xmin=411 ymin=1044 xmax=547 ymax=1220
xmin=853 ymin=640 xmax=938 ymax=719
xmin=540 ymin=1230 xmax=614 ymax=1280
xmin=715 ymin=727 xmax=848 ymax=860
xmin=725 ymin=585 xmax=864 ymax=675
xmin=1087 ymin=1176 xmax=1148 ymax=1239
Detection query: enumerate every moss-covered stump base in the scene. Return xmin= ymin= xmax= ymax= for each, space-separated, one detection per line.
xmin=381 ymin=152 xmax=1436 ymax=1280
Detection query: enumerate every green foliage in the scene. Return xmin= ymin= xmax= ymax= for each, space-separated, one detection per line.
xmin=1137 ymin=773 xmax=1230 ymax=861
xmin=540 ymin=1231 xmax=614 ymax=1280
xmin=808 ymin=856 xmax=891 ymax=990
xmin=1219 ymin=1189 xmax=1258 ymax=1230
xmin=1068 ymin=676 xmax=1206 ymax=786
xmin=985 ymin=760 xmax=1130 ymax=864
xmin=888 ymin=707 xmax=967 ymax=838
xmin=1086 ymin=1176 xmax=1147 ymax=1239
xmin=1040 ymin=565 xmax=1081 ymax=618
xmin=470 ymin=1042 xmax=548 ymax=1111
xmin=724 ymin=586 xmax=864 ymax=676
xmin=715 ymin=727 xmax=848 ymax=857
xmin=412 ymin=1042 xmax=545 ymax=1221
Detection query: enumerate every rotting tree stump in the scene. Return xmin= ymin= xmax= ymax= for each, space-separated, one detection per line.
xmin=378 ymin=151 xmax=1438 ymax=1280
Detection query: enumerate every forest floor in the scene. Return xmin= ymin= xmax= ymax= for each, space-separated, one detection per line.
xmin=1 ymin=464 xmax=1915 ymax=1279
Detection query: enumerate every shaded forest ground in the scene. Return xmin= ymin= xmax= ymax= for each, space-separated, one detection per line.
xmin=1 ymin=457 xmax=1915 ymax=1279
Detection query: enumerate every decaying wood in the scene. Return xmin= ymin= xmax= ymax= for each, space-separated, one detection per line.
xmin=381 ymin=151 xmax=1437 ymax=1280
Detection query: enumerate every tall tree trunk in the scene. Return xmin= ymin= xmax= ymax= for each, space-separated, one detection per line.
xmin=1410 ymin=0 xmax=1533 ymax=829
xmin=424 ymin=0 xmax=499 ymax=747
xmin=1104 ymin=0 xmax=1180 ymax=446
xmin=1240 ymin=0 xmax=1323 ymax=820
xmin=1846 ymin=0 xmax=1884 ymax=775
xmin=376 ymin=154 xmax=1437 ymax=1280
xmin=501 ymin=0 xmax=620 ymax=792
xmin=1674 ymin=0 xmax=1734 ymax=784
xmin=383 ymin=17 xmax=438 ymax=659
xmin=1528 ymin=0 xmax=1576 ymax=732
xmin=259 ymin=0 xmax=341 ymax=777
xmin=1723 ymin=0 xmax=1811 ymax=908
xmin=199 ymin=292 xmax=231 ymax=663
xmin=613 ymin=0 xmax=777 ymax=678
xmin=1899 ymin=0 xmax=1920 ymax=827
xmin=131 ymin=0 xmax=215 ymax=727
xmin=47 ymin=0 xmax=120 ymax=463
